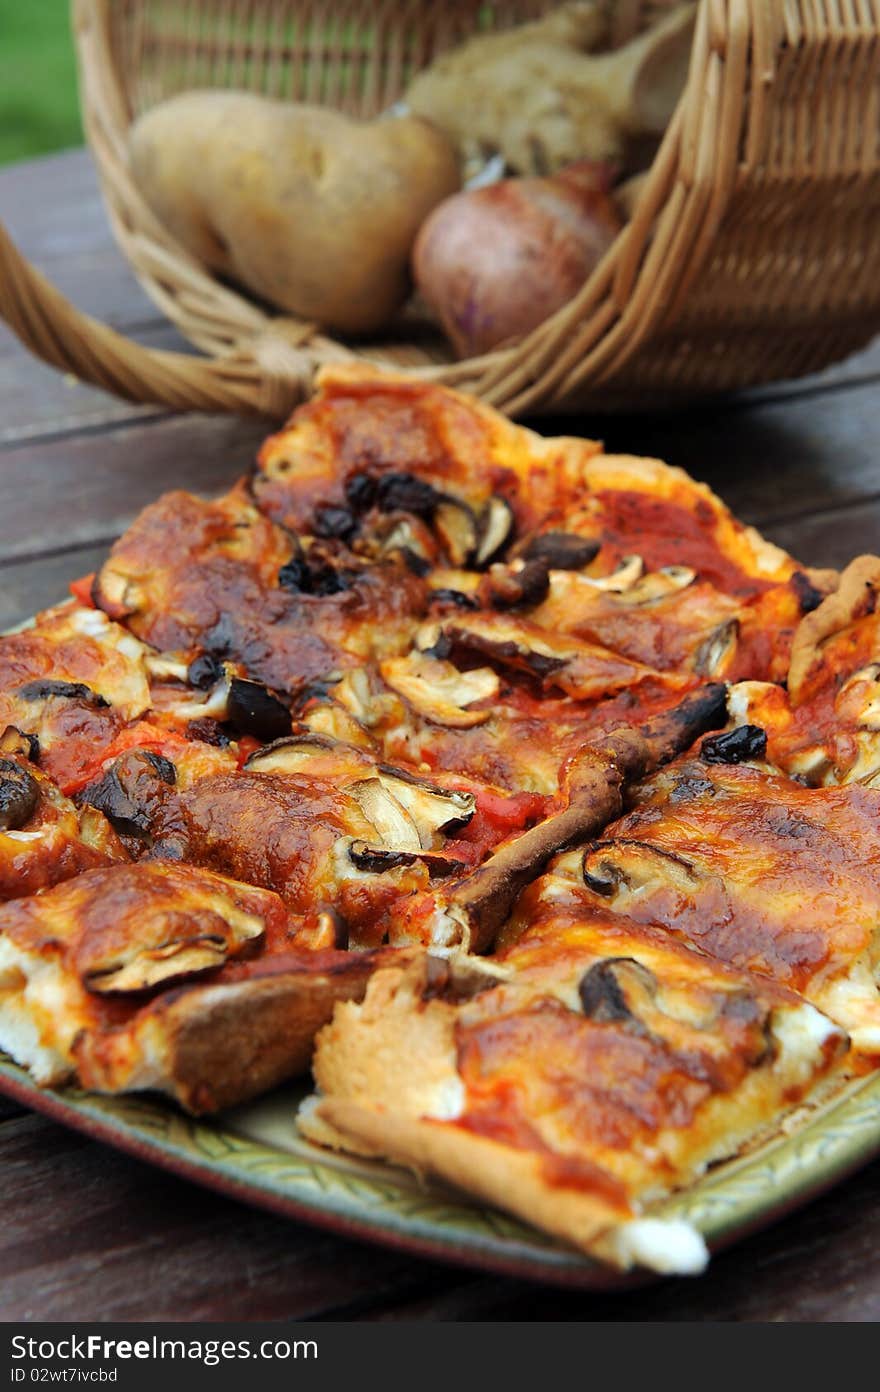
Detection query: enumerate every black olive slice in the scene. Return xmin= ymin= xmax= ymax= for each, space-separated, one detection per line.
xmin=701 ymin=725 xmax=767 ymax=765
xmin=375 ymin=473 xmax=440 ymax=517
xmin=344 ymin=473 xmax=378 ymax=512
xmin=226 ymin=678 xmax=292 ymax=742
xmin=348 ymin=840 xmax=464 ymax=878
xmin=277 ymin=556 xmax=311 ymax=593
xmin=313 ymin=505 xmax=357 ymax=542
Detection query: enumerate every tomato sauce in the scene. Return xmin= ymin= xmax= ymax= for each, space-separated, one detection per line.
xmin=594 ymin=490 xmax=777 ymax=598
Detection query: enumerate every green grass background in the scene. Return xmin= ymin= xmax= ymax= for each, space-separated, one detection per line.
xmin=0 ymin=0 xmax=82 ymax=165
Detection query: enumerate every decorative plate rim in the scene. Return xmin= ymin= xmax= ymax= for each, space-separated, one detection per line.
xmin=3 ymin=1054 xmax=880 ymax=1290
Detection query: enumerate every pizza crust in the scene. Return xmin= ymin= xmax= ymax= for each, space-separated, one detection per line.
xmin=303 ymin=942 xmax=847 ymax=1271
xmin=788 ymin=555 xmax=880 ymax=702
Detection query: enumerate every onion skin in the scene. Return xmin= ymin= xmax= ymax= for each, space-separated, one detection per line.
xmin=412 ymin=162 xmax=622 ymax=358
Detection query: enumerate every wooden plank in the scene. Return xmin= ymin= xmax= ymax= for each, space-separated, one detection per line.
xmin=0 ymin=413 xmax=270 ymax=564
xmin=0 ymin=150 xmax=117 ymax=263
xmin=564 ymin=376 xmax=880 ymax=531
xmin=2 ymin=1104 xmax=877 ymax=1321
xmin=767 ymin=498 xmax=880 ymax=571
xmin=0 ymin=151 xmax=162 ymax=332
xmin=0 ymin=543 xmax=111 ymax=632
xmin=0 ymin=1112 xmax=466 ymax=1322
xmin=0 ymin=327 xmax=189 ymax=446
xmin=5 ymin=375 xmax=877 ymax=576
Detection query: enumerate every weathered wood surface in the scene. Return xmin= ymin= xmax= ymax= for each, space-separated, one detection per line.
xmin=1 ymin=148 xmax=879 ymax=1323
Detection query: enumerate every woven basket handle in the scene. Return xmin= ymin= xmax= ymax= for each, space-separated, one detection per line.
xmin=0 ymin=220 xmax=300 ymax=417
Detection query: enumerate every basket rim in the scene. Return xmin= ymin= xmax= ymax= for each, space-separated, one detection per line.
xmin=3 ymin=1 xmax=879 ymax=421
xmin=72 ymin=0 xmax=731 ymax=417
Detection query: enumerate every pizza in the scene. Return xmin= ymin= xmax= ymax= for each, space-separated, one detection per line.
xmin=0 ymin=363 xmax=877 ymax=1275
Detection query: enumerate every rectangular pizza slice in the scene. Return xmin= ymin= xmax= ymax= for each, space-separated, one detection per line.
xmin=0 ymin=859 xmax=382 ymax=1112
xmin=303 ymin=882 xmax=846 ymax=1272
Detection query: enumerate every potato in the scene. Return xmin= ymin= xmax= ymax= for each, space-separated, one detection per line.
xmin=128 ymin=92 xmax=461 ymax=335
xmin=412 ymin=163 xmax=622 ymax=357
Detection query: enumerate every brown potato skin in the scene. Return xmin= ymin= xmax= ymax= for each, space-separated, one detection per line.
xmin=129 ymin=92 xmax=461 ymax=334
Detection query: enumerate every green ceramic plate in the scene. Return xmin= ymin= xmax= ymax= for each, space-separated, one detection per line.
xmin=3 ymin=1055 xmax=880 ymax=1288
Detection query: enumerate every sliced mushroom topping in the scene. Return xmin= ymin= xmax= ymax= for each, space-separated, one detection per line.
xmin=430 ymin=587 xmax=481 ymax=611
xmin=77 ymin=803 xmax=121 ymax=851
xmin=0 ymin=758 xmax=39 ymax=832
xmin=517 ymin=531 xmax=600 ymax=571
xmin=80 ymin=749 xmax=177 ymax=839
xmin=374 ymin=767 xmax=475 ymax=839
xmin=701 ymin=724 xmax=767 ymax=765
xmin=487 ymin=559 xmax=551 ymax=611
xmin=474 ymin=497 xmax=515 ymax=567
xmin=187 ymin=653 xmax=225 ymax=689
xmin=428 ymin=567 xmax=482 ymax=598
xmin=370 ymin=514 xmax=437 ymax=571
xmin=244 ymin=731 xmax=373 ymax=779
xmin=246 ymin=735 xmax=475 ymax=844
xmin=304 ymin=700 xmax=375 ymax=749
xmin=582 ymin=839 xmax=701 ymax=903
xmin=226 ymin=676 xmax=292 ymax=742
xmin=835 ymin=663 xmax=880 ymax=731
xmin=160 ymin=669 xmax=236 ymax=724
xmin=16 ymin=678 xmax=109 ymax=707
xmin=350 ymin=778 xmax=423 ymax=852
xmin=430 ymin=614 xmax=568 ymax=679
xmin=0 ymin=726 xmax=39 ymax=763
xmin=333 ymin=666 xmax=382 ymax=727
xmin=311 ymin=907 xmax=349 ymax=951
xmin=434 ymin=498 xmax=479 ymax=567
xmin=580 ymin=554 xmax=645 ymax=592
xmin=92 ymin=564 xmax=141 ymax=616
xmin=578 ymin=957 xmax=657 ymax=1031
xmin=422 ymin=952 xmax=506 ymax=1003
xmin=379 ymin=654 xmax=499 ymax=728
xmin=80 ymin=905 xmax=265 ymax=994
xmin=347 ymin=840 xmax=464 ymax=878
xmin=430 ymin=612 xmax=682 ymax=699
xmin=147 ymin=653 xmax=192 ymax=682
xmin=694 ymin=618 xmax=739 ymax=676
xmin=613 ymin=566 xmax=697 ymax=607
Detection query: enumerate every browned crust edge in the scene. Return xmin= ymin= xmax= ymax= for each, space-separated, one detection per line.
xmin=315 ymin=1096 xmax=631 ymax=1260
xmin=74 ymin=953 xmax=382 ymax=1114
xmin=788 ymin=555 xmax=880 ymax=703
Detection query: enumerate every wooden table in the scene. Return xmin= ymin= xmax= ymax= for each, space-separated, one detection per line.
xmin=2 ymin=148 xmax=880 ymax=1323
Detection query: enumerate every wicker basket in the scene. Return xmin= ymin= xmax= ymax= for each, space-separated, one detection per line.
xmin=2 ymin=0 xmax=880 ymax=419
